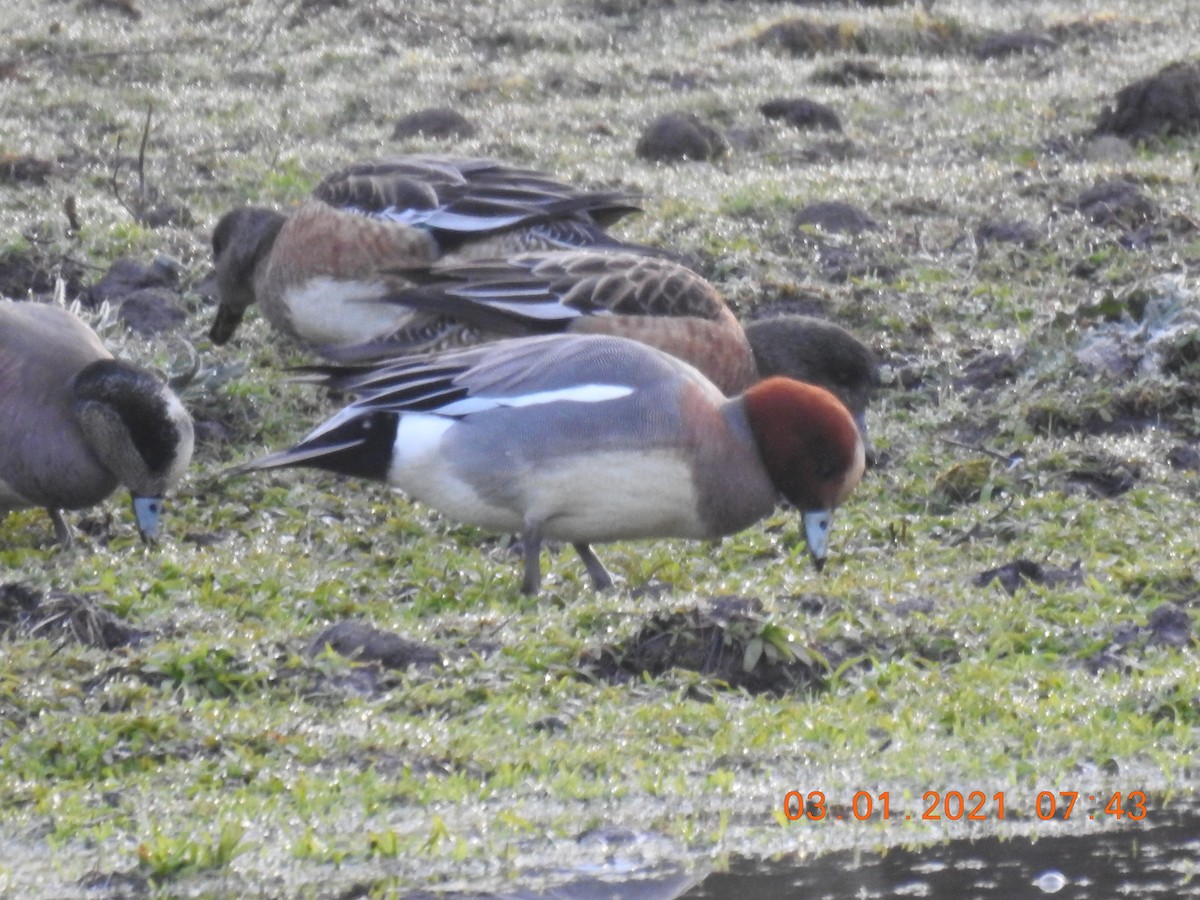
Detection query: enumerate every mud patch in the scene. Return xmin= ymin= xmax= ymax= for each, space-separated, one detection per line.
xmin=794 ymin=201 xmax=880 ymax=235
xmin=1167 ymin=444 xmax=1200 ymax=470
xmin=0 ymin=245 xmax=89 ymax=300
xmin=255 ymin=621 xmax=451 ymax=699
xmin=86 ymin=256 xmax=181 ymax=306
xmin=973 ymin=30 xmax=1058 ymax=61
xmin=955 ymin=349 xmax=1023 ymax=391
xmin=76 ymin=869 xmax=151 ymax=895
xmin=1094 ymin=60 xmax=1200 ymax=143
xmin=760 ymin=97 xmax=842 ymax=132
xmin=811 ymin=59 xmax=889 ymax=87
xmin=585 ymin=597 xmax=827 ymax=695
xmin=391 ymin=106 xmax=477 ymax=141
xmin=0 ymin=153 xmax=56 ymax=184
xmin=1057 ymin=452 xmax=1140 ymax=498
xmin=0 ymin=582 xmax=150 ymax=650
xmin=974 ymin=559 xmax=1085 ymax=596
xmin=307 ymin=620 xmax=445 ymax=670
xmin=118 ymin=289 xmax=189 ymax=335
xmin=788 ymin=201 xmax=890 ymax=282
xmin=635 ymin=112 xmax=728 ymax=162
xmin=974 ymin=219 xmax=1040 ymax=250
xmin=1086 ymin=602 xmax=1194 ymax=673
xmin=1060 ymin=178 xmax=1158 ymax=230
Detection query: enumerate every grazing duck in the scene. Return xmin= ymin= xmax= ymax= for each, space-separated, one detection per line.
xmin=320 ymin=249 xmax=879 ymax=447
xmin=743 ymin=314 xmax=880 ymax=449
xmin=233 ymin=333 xmax=865 ymax=595
xmin=0 ymin=300 xmax=195 ymax=545
xmin=208 ymin=155 xmax=642 ymax=352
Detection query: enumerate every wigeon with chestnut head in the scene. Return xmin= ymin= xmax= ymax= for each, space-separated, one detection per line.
xmin=322 ymin=249 xmax=880 ymax=453
xmin=233 ymin=333 xmax=865 ymax=594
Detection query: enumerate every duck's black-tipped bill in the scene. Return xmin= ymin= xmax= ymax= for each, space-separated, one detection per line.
xmin=132 ymin=495 xmax=164 ymax=544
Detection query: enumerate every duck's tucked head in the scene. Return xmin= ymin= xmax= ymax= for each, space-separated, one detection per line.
xmin=742 ymin=376 xmax=865 ymax=569
xmin=210 ymin=206 xmax=287 ymax=344
xmin=70 ymin=360 xmax=195 ymax=541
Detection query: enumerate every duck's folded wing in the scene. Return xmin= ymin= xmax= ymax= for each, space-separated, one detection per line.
xmin=305 ymin=334 xmax=711 ymax=415
xmin=313 ymin=156 xmax=641 ymax=234
xmin=316 ymin=251 xmax=729 ymax=363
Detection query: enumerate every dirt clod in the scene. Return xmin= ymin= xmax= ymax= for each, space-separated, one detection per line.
xmin=635 ymin=112 xmax=728 ymax=162
xmin=0 ymin=582 xmax=149 ymax=650
xmin=974 ymin=559 xmax=1085 ymax=595
xmin=586 ymin=597 xmax=826 ymax=694
xmin=1095 ymin=61 xmax=1200 ymax=143
xmin=392 ymin=107 xmax=477 ymax=140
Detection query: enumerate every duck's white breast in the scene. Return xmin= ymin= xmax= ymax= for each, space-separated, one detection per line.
xmin=277 ymin=277 xmax=408 ymax=346
xmin=387 ymin=411 xmax=705 ymax=542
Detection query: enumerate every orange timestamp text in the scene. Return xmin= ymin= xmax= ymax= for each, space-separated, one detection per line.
xmin=782 ymin=790 xmax=1148 ymax=822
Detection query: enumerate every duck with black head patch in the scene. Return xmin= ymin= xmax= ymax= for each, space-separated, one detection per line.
xmin=0 ymin=300 xmax=194 ymax=545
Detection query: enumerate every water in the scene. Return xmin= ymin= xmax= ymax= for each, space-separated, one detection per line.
xmin=413 ymin=805 xmax=1200 ymax=898
xmin=683 ymin=804 xmax=1200 ymax=899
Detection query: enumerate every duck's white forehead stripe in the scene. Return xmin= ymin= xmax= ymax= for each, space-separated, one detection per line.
xmin=436 ymin=384 xmax=632 ymax=416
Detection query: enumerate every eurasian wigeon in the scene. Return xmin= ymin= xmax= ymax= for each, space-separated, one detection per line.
xmin=0 ymin=300 xmax=194 ymax=545
xmin=208 ymin=155 xmax=642 ymax=352
xmin=233 ymin=333 xmax=865 ymax=595
xmin=320 ymin=249 xmax=879 ymax=448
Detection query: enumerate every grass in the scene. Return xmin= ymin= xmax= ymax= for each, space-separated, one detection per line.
xmin=3 ymin=0 xmax=1200 ymax=896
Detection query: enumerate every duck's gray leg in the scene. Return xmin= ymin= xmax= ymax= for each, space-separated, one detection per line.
xmin=520 ymin=528 xmax=543 ymax=595
xmin=572 ymin=543 xmax=613 ymax=590
xmin=47 ymin=508 xmax=73 ymax=548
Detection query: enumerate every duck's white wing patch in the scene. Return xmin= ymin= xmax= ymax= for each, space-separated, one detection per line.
xmin=436 ymin=383 xmax=632 ymax=416
xmin=452 ymin=284 xmax=553 ymax=301
xmin=473 ymin=298 xmax=592 ymax=320
xmin=366 ymin=206 xmax=531 ymax=233
xmin=309 ymin=382 xmax=632 ymax=440
xmin=501 ymin=384 xmax=632 ymax=407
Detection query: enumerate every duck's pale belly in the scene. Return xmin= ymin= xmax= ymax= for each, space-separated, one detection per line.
xmin=276 ymin=277 xmax=408 ymax=347
xmin=387 ymin=416 xmax=710 ymax=542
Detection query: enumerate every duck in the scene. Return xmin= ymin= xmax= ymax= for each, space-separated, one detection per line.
xmin=318 ymin=249 xmax=880 ymax=448
xmin=233 ymin=333 xmax=865 ymax=595
xmin=0 ymin=300 xmax=195 ymax=545
xmin=208 ymin=155 xmax=643 ymax=352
